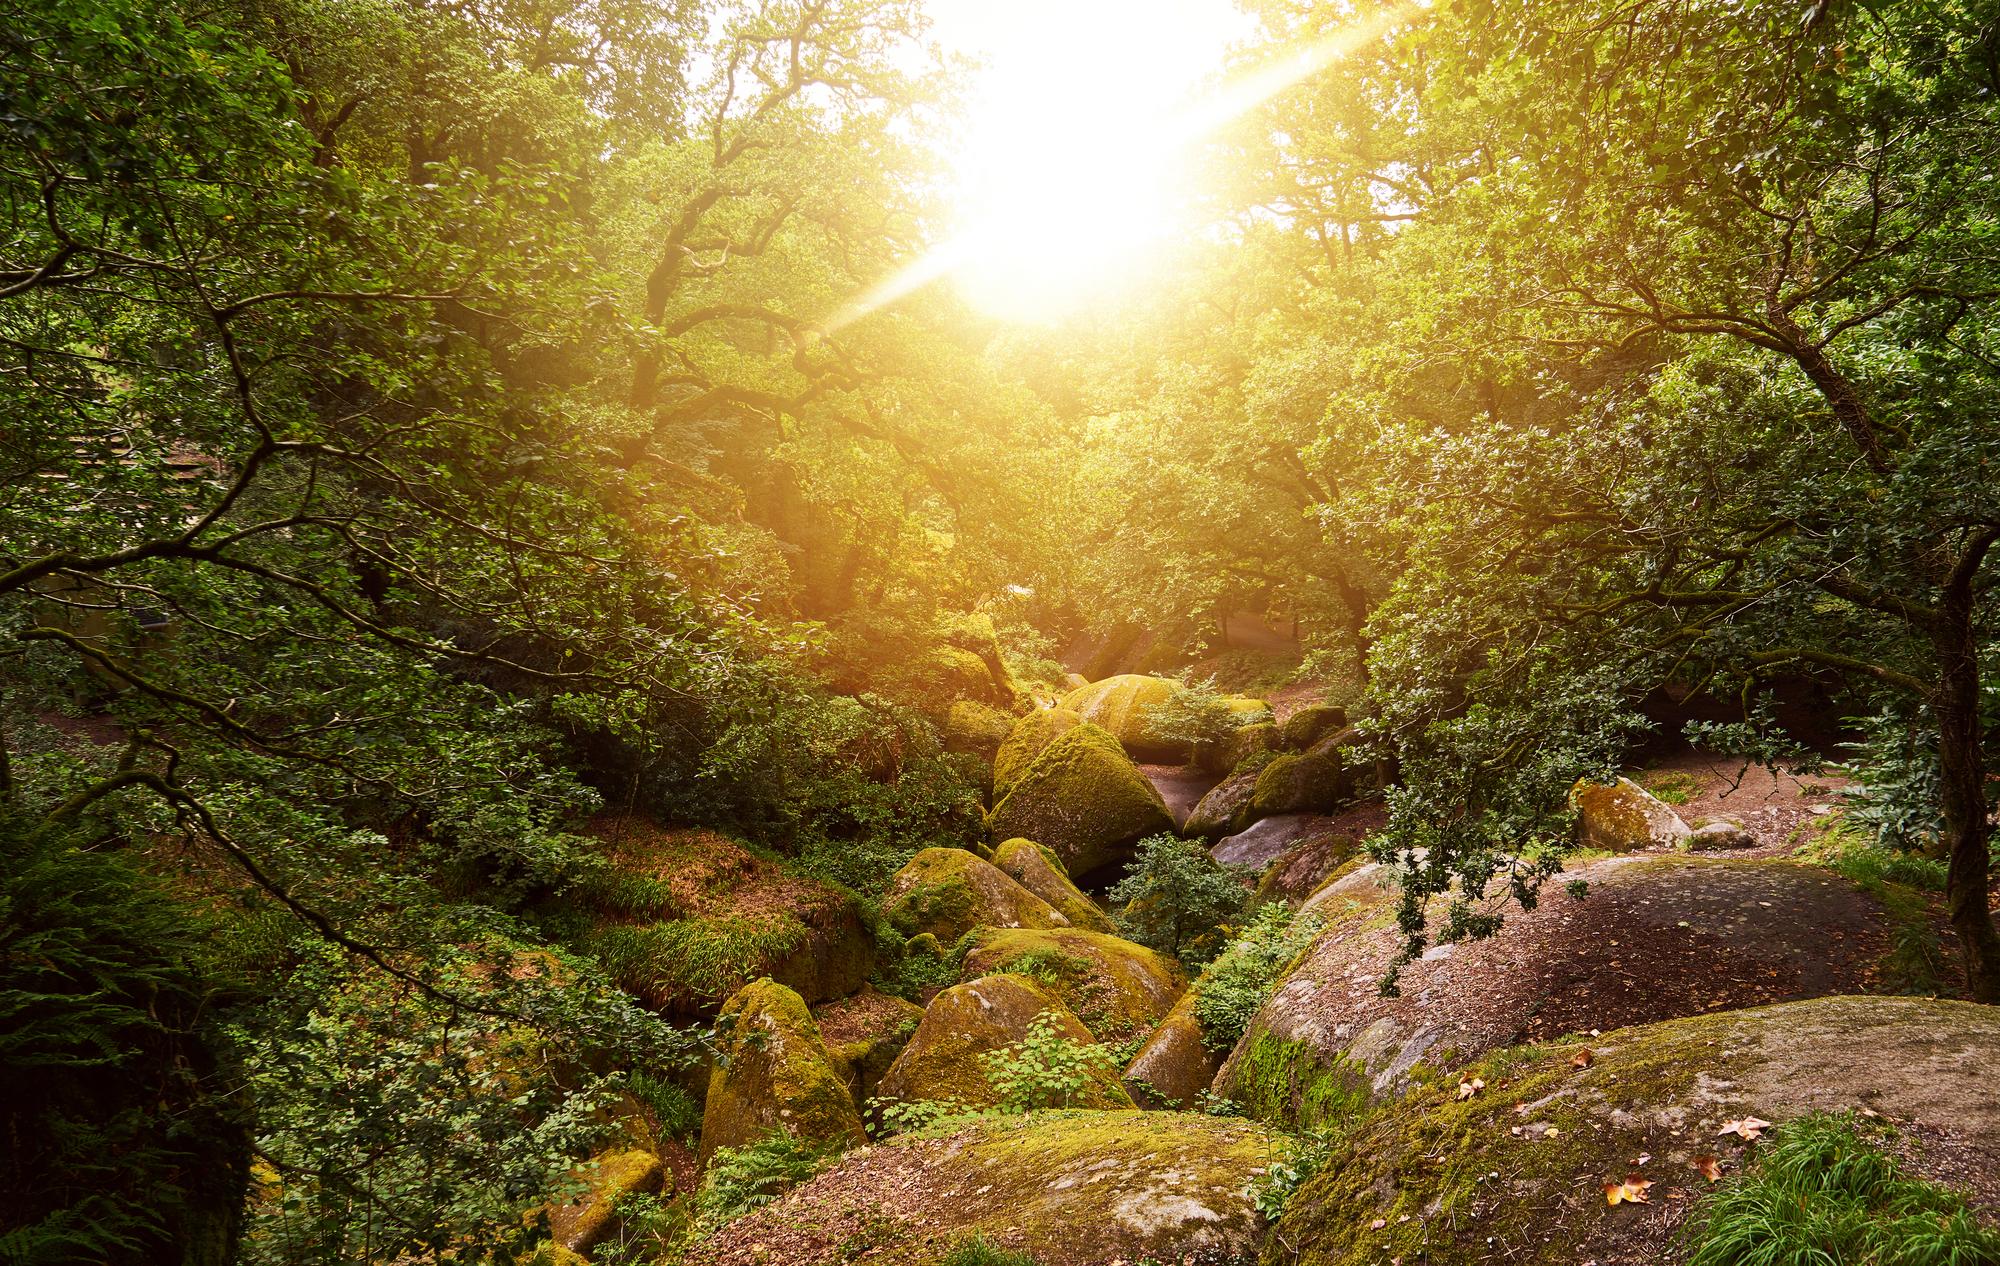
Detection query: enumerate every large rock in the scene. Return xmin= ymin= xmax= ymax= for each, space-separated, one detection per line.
xmin=572 ymin=821 xmax=872 ymax=1012
xmin=1221 ymin=856 xmax=1917 ymax=1127
xmin=1250 ymin=804 xmax=1384 ymax=906
xmin=1571 ymin=775 xmax=1693 ymax=852
xmin=1122 ymin=994 xmax=1222 ymax=1109
xmin=873 ymin=974 xmax=1133 ymax=1113
xmin=1057 ymin=674 xmax=1187 ymax=761
xmin=545 ymin=1148 xmax=665 ymax=1254
xmin=1280 ymin=704 xmax=1348 ymax=751
xmin=689 ymin=1111 xmax=1286 ymax=1266
xmin=960 ymin=927 xmax=1187 ymax=1044
xmin=1141 ymin=763 xmax=1223 ymax=830
xmin=986 ymin=722 xmax=1174 ymax=878
xmin=1185 ymin=767 xmax=1260 ymax=840
xmin=941 ymin=699 xmax=1012 ymax=761
xmin=700 ymin=979 xmax=866 ymax=1163
xmin=1248 ymin=744 xmax=1351 ymax=820
xmin=1214 ymin=813 xmax=1339 ymax=870
xmin=991 ymin=837 xmax=1116 ymax=933
xmin=1270 ymin=996 xmax=2000 ymax=1265
xmin=880 ymin=847 xmax=1068 ymax=944
xmin=992 ymin=706 xmax=1083 ymax=802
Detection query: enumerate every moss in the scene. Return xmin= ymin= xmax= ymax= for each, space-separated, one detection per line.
xmin=1227 ymin=1032 xmax=1373 ymax=1133
xmin=880 ymin=847 xmax=1065 ymax=944
xmin=943 ymin=700 xmax=1014 ymax=759
xmin=991 ymin=838 xmax=1115 ymax=933
xmin=1280 ymin=705 xmax=1348 ymax=751
xmin=961 ymin=928 xmax=1187 ymax=1045
xmin=1249 ymin=750 xmax=1347 ymax=818
xmin=985 ymin=723 xmax=1174 ymax=877
xmin=921 ymin=645 xmax=1009 ymax=706
xmin=1186 ymin=768 xmax=1260 ymax=839
xmin=544 ymin=1147 xmax=666 ymax=1254
xmin=874 ymin=974 xmax=1131 ymax=1113
xmin=700 ymin=979 xmax=867 ymax=1163
xmin=1120 ymin=994 xmax=1219 ymax=1109
xmin=992 ymin=707 xmax=1082 ymax=802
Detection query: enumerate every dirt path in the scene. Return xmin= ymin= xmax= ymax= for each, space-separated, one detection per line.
xmin=1630 ymin=748 xmax=1852 ymax=856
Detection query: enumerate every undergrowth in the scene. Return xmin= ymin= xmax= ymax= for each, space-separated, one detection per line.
xmin=1688 ymin=1111 xmax=2000 ymax=1266
xmin=1189 ymin=903 xmax=1324 ymax=1053
xmin=697 ymin=1129 xmax=840 ymax=1230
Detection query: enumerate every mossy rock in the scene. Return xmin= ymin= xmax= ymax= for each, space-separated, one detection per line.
xmin=991 ymin=837 xmax=1116 ymax=933
xmin=544 ymin=1147 xmax=665 ymax=1254
xmin=1248 ymin=748 xmax=1350 ymax=819
xmin=873 ymin=973 xmax=1133 ymax=1113
xmin=1185 ymin=767 xmax=1260 ymax=840
xmin=1122 ymin=994 xmax=1221 ymax=1109
xmin=1571 ymin=775 xmax=1694 ymax=851
xmin=1219 ymin=855 xmax=1931 ymax=1126
xmin=941 ymin=699 xmax=1013 ymax=761
xmin=1057 ymin=673 xmax=1188 ymax=762
xmin=1251 ymin=822 xmax=1372 ymax=907
xmin=1268 ymin=996 xmax=2000 ymax=1266
xmin=985 ymin=722 xmax=1174 ymax=878
xmin=992 ymin=706 xmax=1083 ymax=802
xmin=1280 ymin=704 xmax=1349 ymax=751
xmin=1201 ymin=718 xmax=1278 ymax=774
xmin=960 ymin=927 xmax=1188 ymax=1045
xmin=699 ymin=979 xmax=867 ymax=1163
xmin=916 ymin=644 xmax=1011 ymax=707
xmin=571 ymin=820 xmax=872 ymax=1014
xmin=880 ymin=847 xmax=1068 ymax=944
xmin=814 ymin=987 xmax=926 ymax=1108
xmin=690 ymin=1110 xmax=1285 ymax=1266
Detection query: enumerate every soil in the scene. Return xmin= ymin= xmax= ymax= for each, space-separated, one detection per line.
xmin=1629 ymin=748 xmax=1852 ymax=857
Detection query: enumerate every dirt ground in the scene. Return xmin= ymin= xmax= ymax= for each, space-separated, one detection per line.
xmin=1629 ymin=748 xmax=1853 ymax=856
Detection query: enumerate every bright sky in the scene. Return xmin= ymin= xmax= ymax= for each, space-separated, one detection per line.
xmin=921 ymin=0 xmax=1258 ymax=322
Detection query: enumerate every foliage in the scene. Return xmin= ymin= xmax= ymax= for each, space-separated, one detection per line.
xmin=1141 ymin=674 xmax=1267 ymax=751
xmin=940 ymin=1237 xmax=1043 ymax=1266
xmin=1189 ymin=904 xmax=1324 ymax=1053
xmin=978 ymin=1012 xmax=1117 ymax=1114
xmin=0 ymin=812 xmax=243 ymax=1266
xmin=1688 ymin=1112 xmax=2000 ymax=1266
xmin=696 ymin=1130 xmax=842 ymax=1230
xmin=1248 ymin=1126 xmax=1341 ymax=1223
xmin=1108 ymin=833 xmax=1255 ymax=967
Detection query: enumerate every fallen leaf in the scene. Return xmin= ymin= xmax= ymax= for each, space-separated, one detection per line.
xmin=1457 ymin=1076 xmax=1485 ymax=1100
xmin=1572 ymin=1049 xmax=1595 ymax=1068
xmin=1370 ymin=1218 xmax=1388 ymax=1229
xmin=1718 ymin=1117 xmax=1772 ymax=1141
xmin=1603 ymin=1175 xmax=1654 ymax=1206
xmin=1694 ymin=1155 xmax=1722 ymax=1182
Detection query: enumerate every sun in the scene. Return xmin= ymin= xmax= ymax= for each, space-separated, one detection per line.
xmin=927 ymin=0 xmax=1254 ymax=323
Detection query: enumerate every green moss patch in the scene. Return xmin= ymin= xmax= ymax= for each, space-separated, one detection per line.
xmin=986 ymin=723 xmax=1173 ymax=877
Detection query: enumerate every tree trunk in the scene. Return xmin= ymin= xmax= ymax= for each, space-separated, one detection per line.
xmin=1935 ymin=595 xmax=2000 ymax=1003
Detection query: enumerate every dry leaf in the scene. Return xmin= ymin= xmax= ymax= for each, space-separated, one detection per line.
xmin=1370 ymin=1218 xmax=1388 ymax=1229
xmin=1717 ymin=1117 xmax=1772 ymax=1141
xmin=1457 ymin=1077 xmax=1485 ymax=1100
xmin=1694 ymin=1155 xmax=1722 ymax=1182
xmin=1603 ymin=1175 xmax=1654 ymax=1206
xmin=1572 ymin=1049 xmax=1595 ymax=1068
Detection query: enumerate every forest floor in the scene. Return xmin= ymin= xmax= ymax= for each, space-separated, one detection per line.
xmin=1628 ymin=748 xmax=1854 ymax=857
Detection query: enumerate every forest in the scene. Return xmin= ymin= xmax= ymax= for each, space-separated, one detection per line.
xmin=2 ymin=0 xmax=1998 ymax=1263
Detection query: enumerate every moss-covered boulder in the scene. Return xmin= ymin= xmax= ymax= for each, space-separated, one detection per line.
xmin=1250 ymin=808 xmax=1381 ymax=906
xmin=1057 ymin=673 xmax=1188 ymax=761
xmin=1248 ymin=747 xmax=1350 ymax=819
xmin=570 ymin=820 xmax=872 ymax=1014
xmin=1571 ymin=775 xmax=1693 ymax=852
xmin=941 ymin=699 xmax=1013 ymax=761
xmin=1122 ymin=994 xmax=1222 ymax=1109
xmin=880 ymin=847 xmax=1068 ymax=944
xmin=915 ymin=644 xmax=1011 ymax=707
xmin=544 ymin=1148 xmax=665 ymax=1254
xmin=991 ymin=837 xmax=1115 ymax=933
xmin=813 ymin=987 xmax=926 ymax=1109
xmin=1219 ymin=856 xmax=1924 ymax=1127
xmin=1201 ymin=718 xmax=1279 ymax=774
xmin=1184 ymin=767 xmax=1260 ymax=839
xmin=960 ymin=927 xmax=1187 ymax=1044
xmin=700 ymin=979 xmax=866 ymax=1163
xmin=1269 ymin=996 xmax=2000 ymax=1266
xmin=873 ymin=973 xmax=1133 ymax=1112
xmin=1280 ymin=704 xmax=1349 ymax=751
xmin=986 ymin=722 xmax=1174 ymax=878
xmin=690 ymin=1110 xmax=1286 ymax=1266
xmin=992 ymin=706 xmax=1082 ymax=802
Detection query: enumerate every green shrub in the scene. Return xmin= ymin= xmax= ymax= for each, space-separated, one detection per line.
xmin=1248 ymin=1125 xmax=1340 ymax=1221
xmin=697 ymin=1129 xmax=840 ymax=1229
xmin=1189 ymin=904 xmax=1325 ymax=1052
xmin=625 ymin=1071 xmax=701 ymax=1142
xmin=1108 ymin=833 xmax=1254 ymax=967
xmin=979 ymin=1012 xmax=1117 ymax=1113
xmin=1141 ymin=674 xmax=1266 ymax=751
xmin=1688 ymin=1112 xmax=2000 ymax=1266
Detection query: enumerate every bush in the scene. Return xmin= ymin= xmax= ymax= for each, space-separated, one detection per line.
xmin=697 ymin=1129 xmax=840 ymax=1229
xmin=1141 ymin=674 xmax=1264 ymax=751
xmin=1688 ymin=1112 xmax=2000 ymax=1266
xmin=941 ymin=1236 xmax=1043 ymax=1266
xmin=1189 ymin=904 xmax=1325 ymax=1053
xmin=979 ymin=1012 xmax=1117 ymax=1113
xmin=1108 ymin=833 xmax=1254 ymax=966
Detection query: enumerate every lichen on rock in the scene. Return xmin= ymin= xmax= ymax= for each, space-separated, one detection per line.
xmin=1570 ymin=775 xmax=1693 ymax=852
